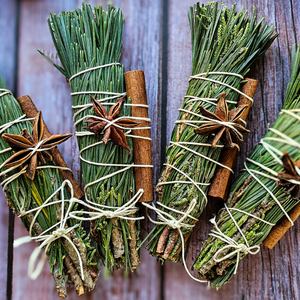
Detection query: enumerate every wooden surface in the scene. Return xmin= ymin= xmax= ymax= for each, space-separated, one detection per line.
xmin=0 ymin=0 xmax=299 ymax=299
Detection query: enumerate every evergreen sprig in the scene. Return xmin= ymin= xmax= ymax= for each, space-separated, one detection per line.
xmin=0 ymin=79 xmax=98 ymax=296
xmin=43 ymin=3 xmax=140 ymax=272
xmin=193 ymin=43 xmax=300 ymax=289
xmin=146 ymin=2 xmax=277 ymax=263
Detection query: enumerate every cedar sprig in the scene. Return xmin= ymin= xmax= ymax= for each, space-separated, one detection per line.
xmin=145 ymin=2 xmax=277 ymax=263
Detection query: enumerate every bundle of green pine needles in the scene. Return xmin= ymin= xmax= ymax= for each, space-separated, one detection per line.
xmin=43 ymin=4 xmax=141 ymax=272
xmin=0 ymin=81 xmax=98 ymax=297
xmin=145 ymin=2 xmax=277 ymax=263
xmin=193 ymin=43 xmax=300 ymax=289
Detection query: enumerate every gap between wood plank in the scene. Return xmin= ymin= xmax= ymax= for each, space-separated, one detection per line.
xmin=160 ymin=0 xmax=169 ymax=299
xmin=6 ymin=1 xmax=21 ymax=299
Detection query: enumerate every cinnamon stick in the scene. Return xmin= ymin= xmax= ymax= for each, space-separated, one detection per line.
xmin=208 ymin=78 xmax=258 ymax=201
xmin=16 ymin=95 xmax=84 ymax=199
xmin=124 ymin=70 xmax=153 ymax=202
xmin=263 ymin=202 xmax=300 ymax=249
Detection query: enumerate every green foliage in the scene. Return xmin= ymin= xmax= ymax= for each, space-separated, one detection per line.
xmin=194 ymin=43 xmax=300 ymax=288
xmin=44 ymin=3 xmax=138 ymax=272
xmin=147 ymin=2 xmax=277 ymax=261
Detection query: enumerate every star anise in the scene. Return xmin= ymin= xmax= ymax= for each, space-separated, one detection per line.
xmin=2 ymin=111 xmax=72 ymax=180
xmin=194 ymin=92 xmax=250 ymax=148
xmin=84 ymin=95 xmax=140 ymax=151
xmin=277 ymin=152 xmax=300 ymax=200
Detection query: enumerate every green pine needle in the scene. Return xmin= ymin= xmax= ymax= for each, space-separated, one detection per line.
xmin=147 ymin=2 xmax=277 ymax=263
xmin=43 ymin=3 xmax=139 ymax=272
xmin=193 ymin=43 xmax=300 ymax=289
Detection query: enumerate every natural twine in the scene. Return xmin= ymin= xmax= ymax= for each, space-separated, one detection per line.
xmin=207 ymin=108 xmax=300 ymax=273
xmin=142 ymin=199 xmax=208 ymax=283
xmin=69 ymin=63 xmax=153 ymax=216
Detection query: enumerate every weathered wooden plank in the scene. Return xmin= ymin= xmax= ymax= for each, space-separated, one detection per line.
xmin=0 ymin=0 xmax=18 ymax=298
xmin=13 ymin=0 xmax=162 ymax=299
xmin=164 ymin=1 xmax=300 ymax=299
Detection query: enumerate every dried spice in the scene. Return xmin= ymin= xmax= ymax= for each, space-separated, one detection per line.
xmin=0 ymin=82 xmax=99 ymax=297
xmin=208 ymin=79 xmax=258 ymax=201
xmin=193 ymin=43 xmax=300 ymax=289
xmin=124 ymin=70 xmax=154 ymax=203
xmin=277 ymin=152 xmax=300 ymax=200
xmin=194 ymin=92 xmax=249 ymax=148
xmin=84 ymin=95 xmax=139 ymax=151
xmin=146 ymin=2 xmax=277 ymax=264
xmin=43 ymin=4 xmax=142 ymax=272
xmin=2 ymin=112 xmax=71 ymax=180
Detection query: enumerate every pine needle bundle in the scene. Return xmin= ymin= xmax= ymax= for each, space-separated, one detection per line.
xmin=43 ymin=4 xmax=141 ymax=272
xmin=146 ymin=2 xmax=277 ymax=263
xmin=193 ymin=43 xmax=300 ymax=289
xmin=0 ymin=84 xmax=99 ymax=297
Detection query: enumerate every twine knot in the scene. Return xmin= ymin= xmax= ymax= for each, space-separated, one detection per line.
xmin=209 ymin=209 xmax=261 ymax=275
xmin=102 ymin=210 xmax=116 ymax=218
xmin=18 ymin=209 xmax=26 ymax=217
xmin=142 ymin=199 xmax=208 ymax=284
xmin=52 ymin=228 xmax=67 ymax=238
xmin=167 ymin=219 xmax=182 ymax=230
xmin=13 ymin=180 xmax=85 ymax=281
xmin=70 ymin=188 xmax=145 ymax=222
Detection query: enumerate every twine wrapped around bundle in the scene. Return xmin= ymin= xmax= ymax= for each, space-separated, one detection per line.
xmin=145 ymin=2 xmax=277 ymax=265
xmin=43 ymin=4 xmax=153 ymax=272
xmin=193 ymin=43 xmax=300 ymax=289
xmin=0 ymin=88 xmax=99 ymax=298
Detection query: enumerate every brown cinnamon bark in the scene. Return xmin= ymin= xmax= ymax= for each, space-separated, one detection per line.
xmin=208 ymin=78 xmax=258 ymax=201
xmin=16 ymin=95 xmax=84 ymax=199
xmin=263 ymin=202 xmax=300 ymax=249
xmin=124 ymin=70 xmax=153 ymax=202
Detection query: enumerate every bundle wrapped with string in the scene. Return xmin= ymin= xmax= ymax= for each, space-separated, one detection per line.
xmin=0 ymin=83 xmax=99 ymax=298
xmin=145 ymin=2 xmax=277 ymax=268
xmin=42 ymin=3 xmax=153 ymax=272
xmin=193 ymin=43 xmax=300 ymax=289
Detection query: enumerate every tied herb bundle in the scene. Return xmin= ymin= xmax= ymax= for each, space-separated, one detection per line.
xmin=146 ymin=2 xmax=277 ymax=263
xmin=193 ymin=43 xmax=300 ymax=289
xmin=0 ymin=82 xmax=99 ymax=297
xmin=43 ymin=4 xmax=141 ymax=272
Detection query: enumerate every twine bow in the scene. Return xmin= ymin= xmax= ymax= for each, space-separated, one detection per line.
xmin=14 ymin=180 xmax=84 ymax=280
xmin=143 ymin=199 xmax=208 ymax=283
xmin=70 ymin=188 xmax=145 ymax=221
xmin=209 ymin=216 xmax=260 ymax=275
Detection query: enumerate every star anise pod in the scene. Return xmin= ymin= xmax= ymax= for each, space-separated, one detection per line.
xmin=277 ymin=152 xmax=300 ymax=200
xmin=2 ymin=111 xmax=72 ymax=180
xmin=194 ymin=92 xmax=250 ymax=148
xmin=84 ymin=95 xmax=140 ymax=151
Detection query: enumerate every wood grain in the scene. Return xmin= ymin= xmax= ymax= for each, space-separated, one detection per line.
xmin=1 ymin=0 xmax=300 ymax=299
xmin=164 ymin=1 xmax=300 ymax=300
xmin=0 ymin=0 xmax=18 ymax=297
